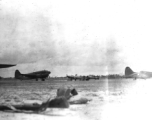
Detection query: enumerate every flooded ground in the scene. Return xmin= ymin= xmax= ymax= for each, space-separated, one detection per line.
xmin=0 ymin=78 xmax=152 ymax=120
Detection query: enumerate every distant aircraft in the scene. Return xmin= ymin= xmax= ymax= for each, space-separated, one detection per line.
xmin=15 ymin=70 xmax=51 ymax=81
xmin=66 ymin=75 xmax=99 ymax=81
xmin=0 ymin=64 xmax=16 ymax=68
xmin=87 ymin=75 xmax=100 ymax=80
xmin=125 ymin=66 xmax=152 ymax=80
xmin=66 ymin=75 xmax=83 ymax=81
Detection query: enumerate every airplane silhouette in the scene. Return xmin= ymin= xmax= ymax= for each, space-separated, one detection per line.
xmin=15 ymin=70 xmax=51 ymax=81
xmin=87 ymin=75 xmax=100 ymax=80
xmin=66 ymin=75 xmax=83 ymax=81
xmin=66 ymin=75 xmax=99 ymax=81
xmin=125 ymin=66 xmax=152 ymax=80
xmin=0 ymin=64 xmax=16 ymax=68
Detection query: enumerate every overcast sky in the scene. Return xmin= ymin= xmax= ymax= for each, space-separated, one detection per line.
xmin=0 ymin=0 xmax=152 ymax=77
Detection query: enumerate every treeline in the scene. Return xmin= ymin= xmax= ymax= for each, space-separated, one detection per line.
xmin=50 ymin=74 xmax=125 ymax=80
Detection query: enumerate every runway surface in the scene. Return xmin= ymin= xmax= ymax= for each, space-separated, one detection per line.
xmin=0 ymin=78 xmax=152 ymax=120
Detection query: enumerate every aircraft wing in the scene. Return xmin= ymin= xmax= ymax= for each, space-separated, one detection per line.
xmin=138 ymin=71 xmax=152 ymax=79
xmin=0 ymin=64 xmax=16 ymax=68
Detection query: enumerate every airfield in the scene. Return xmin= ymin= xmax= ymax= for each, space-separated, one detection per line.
xmin=1 ymin=78 xmax=152 ymax=120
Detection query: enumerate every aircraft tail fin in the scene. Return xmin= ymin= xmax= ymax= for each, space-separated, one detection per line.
xmin=125 ymin=67 xmax=135 ymax=76
xmin=15 ymin=70 xmax=21 ymax=79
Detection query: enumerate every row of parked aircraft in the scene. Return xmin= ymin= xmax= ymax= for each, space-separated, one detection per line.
xmin=0 ymin=64 xmax=100 ymax=81
xmin=1 ymin=64 xmax=152 ymax=81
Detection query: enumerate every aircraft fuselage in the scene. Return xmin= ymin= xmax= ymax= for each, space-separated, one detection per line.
xmin=15 ymin=70 xmax=51 ymax=81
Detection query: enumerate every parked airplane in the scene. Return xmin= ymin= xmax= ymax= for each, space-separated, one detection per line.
xmin=66 ymin=75 xmax=83 ymax=81
xmin=0 ymin=64 xmax=16 ymax=68
xmin=87 ymin=75 xmax=100 ymax=80
xmin=125 ymin=66 xmax=152 ymax=80
xmin=67 ymin=75 xmax=99 ymax=81
xmin=15 ymin=70 xmax=51 ymax=81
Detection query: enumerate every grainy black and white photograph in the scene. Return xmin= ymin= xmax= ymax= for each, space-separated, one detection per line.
xmin=0 ymin=0 xmax=152 ymax=120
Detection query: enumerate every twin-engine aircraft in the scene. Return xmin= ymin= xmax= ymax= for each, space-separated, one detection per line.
xmin=125 ymin=66 xmax=152 ymax=80
xmin=15 ymin=70 xmax=51 ymax=81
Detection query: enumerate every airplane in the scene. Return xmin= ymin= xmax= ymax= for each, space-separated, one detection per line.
xmin=66 ymin=74 xmax=100 ymax=81
xmin=15 ymin=69 xmax=51 ymax=81
xmin=66 ymin=75 xmax=83 ymax=81
xmin=0 ymin=64 xmax=16 ymax=68
xmin=87 ymin=75 xmax=100 ymax=80
xmin=125 ymin=66 xmax=152 ymax=80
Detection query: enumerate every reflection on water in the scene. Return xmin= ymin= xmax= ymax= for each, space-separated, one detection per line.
xmin=0 ymin=78 xmax=152 ymax=120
